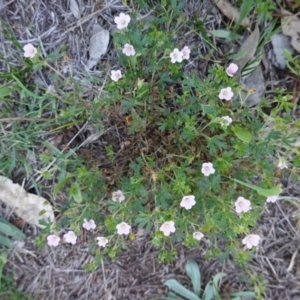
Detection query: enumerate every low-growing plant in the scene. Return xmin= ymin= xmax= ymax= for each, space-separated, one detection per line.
xmin=1 ymin=1 xmax=299 ymax=270
xmin=0 ymin=220 xmax=28 ymax=299
xmin=161 ymin=260 xmax=255 ymax=300
xmin=284 ymin=49 xmax=300 ymax=78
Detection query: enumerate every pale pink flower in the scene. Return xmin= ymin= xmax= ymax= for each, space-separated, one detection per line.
xmin=219 ymin=87 xmax=234 ymax=101
xmin=225 ymin=63 xmax=238 ymax=77
xmin=160 ymin=221 xmax=176 ymax=236
xmin=277 ymin=158 xmax=288 ymax=169
xmin=96 ymin=236 xmax=108 ymax=247
xmin=23 ymin=43 xmax=37 ymax=58
xmin=235 ymin=197 xmax=252 ymax=214
xmin=180 ymin=195 xmax=196 ymax=210
xmin=122 ymin=44 xmax=135 ymax=56
xmin=63 ymin=231 xmax=77 ymax=245
xmin=221 ymin=116 xmax=233 ymax=126
xmin=266 ymin=195 xmax=279 ymax=203
xmin=193 ymin=231 xmax=204 ymax=241
xmin=170 ymin=48 xmax=183 ymax=63
xmin=181 ymin=46 xmax=190 ymax=60
xmin=242 ymin=234 xmax=260 ymax=249
xmin=110 ymin=70 xmax=122 ymax=82
xmin=47 ymin=234 xmax=60 ymax=247
xmin=82 ymin=219 xmax=96 ymax=231
xmin=116 ymin=222 xmax=131 ymax=235
xmin=201 ymin=162 xmax=215 ymax=177
xmin=114 ymin=13 xmax=131 ymax=30
xmin=112 ymin=190 xmax=125 ymax=203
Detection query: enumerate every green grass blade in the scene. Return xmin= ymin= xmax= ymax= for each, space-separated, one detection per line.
xmin=11 ymin=75 xmax=45 ymax=100
xmin=236 ymin=0 xmax=253 ymax=27
xmin=53 ymin=175 xmax=73 ymax=198
xmin=210 ymin=30 xmax=241 ymax=40
xmin=232 ymin=178 xmax=282 ymax=197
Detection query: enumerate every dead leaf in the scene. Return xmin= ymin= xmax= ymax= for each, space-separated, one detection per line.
xmin=69 ymin=0 xmax=82 ymax=19
xmin=0 ymin=176 xmax=55 ymax=228
xmin=240 ymin=65 xmax=265 ymax=107
xmin=232 ymin=25 xmax=260 ymax=75
xmin=213 ymin=0 xmax=250 ymax=27
xmin=86 ymin=24 xmax=110 ymax=69
xmin=10 ymin=218 xmax=26 ymax=229
xmin=231 ymin=25 xmax=265 ymax=106
xmin=136 ymin=228 xmax=146 ymax=237
xmin=281 ymin=8 xmax=300 ymax=53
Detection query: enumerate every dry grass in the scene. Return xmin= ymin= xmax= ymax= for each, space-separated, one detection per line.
xmin=1 ymin=0 xmax=300 ymax=299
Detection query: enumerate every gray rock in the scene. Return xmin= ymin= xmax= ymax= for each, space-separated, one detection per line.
xmin=271 ymin=33 xmax=295 ymax=69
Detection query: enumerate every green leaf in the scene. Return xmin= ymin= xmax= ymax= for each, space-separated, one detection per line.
xmin=0 ymin=86 xmax=11 ymax=98
xmin=0 ymin=235 xmax=12 ymax=248
xmin=0 ymin=218 xmax=25 ymax=240
xmin=194 ymin=17 xmax=216 ymax=51
xmin=69 ymin=182 xmax=82 ymax=203
xmin=210 ymin=30 xmax=231 ymax=39
xmin=210 ymin=30 xmax=240 ymax=40
xmin=232 ymin=178 xmax=282 ymax=197
xmin=207 ymin=133 xmax=227 ymax=154
xmin=53 ymin=175 xmax=73 ymax=198
xmin=230 ymin=291 xmax=256 ymax=297
xmin=0 ymin=252 xmax=7 ymax=265
xmin=233 ymin=126 xmax=252 ymax=143
xmin=105 ymin=216 xmax=117 ymax=232
xmin=212 ymin=272 xmax=226 ymax=288
xmin=283 ymin=48 xmax=293 ymax=61
xmin=185 ymin=261 xmax=201 ymax=296
xmin=202 ymin=272 xmax=226 ymax=300
xmin=73 ymin=184 xmax=82 ymax=203
xmin=202 ymin=282 xmax=215 ymax=300
xmin=164 ymin=279 xmax=202 ymax=300
xmin=236 ymin=0 xmax=253 ymax=27
xmin=167 ymin=291 xmax=185 ymax=299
